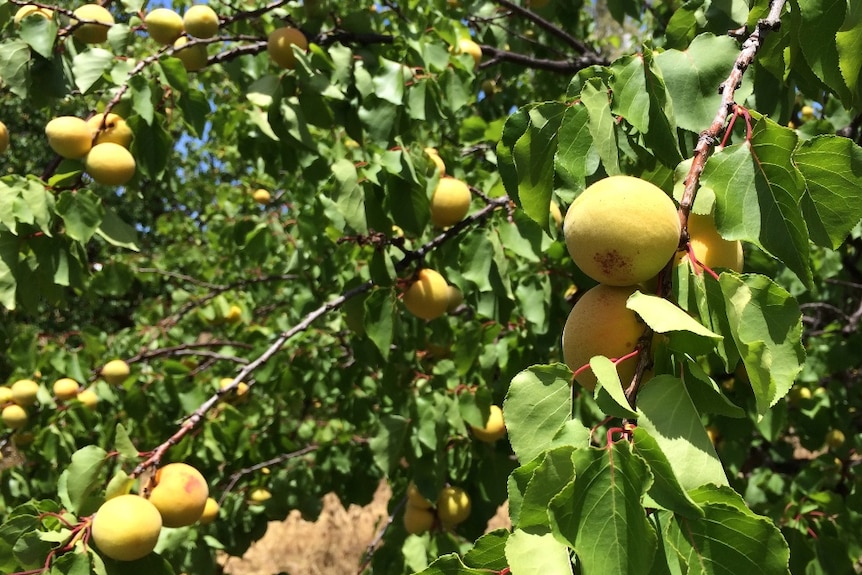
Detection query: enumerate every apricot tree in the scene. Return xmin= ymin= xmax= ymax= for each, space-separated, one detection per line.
xmin=0 ymin=0 xmax=861 ymax=574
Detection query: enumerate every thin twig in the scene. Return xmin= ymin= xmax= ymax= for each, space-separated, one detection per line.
xmin=217 ymin=444 xmax=320 ymax=504
xmin=479 ymin=45 xmax=606 ymax=73
xmin=492 ymin=0 xmax=596 ymax=55
xmin=356 ymin=496 xmax=407 ymax=574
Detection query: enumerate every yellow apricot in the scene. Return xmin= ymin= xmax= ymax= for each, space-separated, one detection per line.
xmin=92 ymin=494 xmax=162 ymax=561
xmin=424 ymin=147 xmax=446 ymax=175
xmin=550 ymin=200 xmax=563 ymax=229
xmin=436 ymin=486 xmax=471 ymax=527
xmin=145 ymin=8 xmax=184 ymax=45
xmin=564 ymin=176 xmax=680 ymax=286
xmin=173 ymin=36 xmax=209 ymax=71
xmin=77 ymin=388 xmax=99 ymax=409
xmin=184 ymin=5 xmax=219 ymax=38
xmin=45 ymin=116 xmax=92 ymax=159
xmin=470 ymin=404 xmax=506 ymax=442
xmin=267 ymin=27 xmax=308 ymax=69
xmin=446 ymin=285 xmax=464 ymax=312
xmin=404 ymin=504 xmax=435 ymax=534
xmin=249 ymin=488 xmax=271 ymax=502
xmin=457 ymin=39 xmax=482 ymax=66
xmin=252 ymin=188 xmax=271 ymax=204
xmin=225 ymin=304 xmax=242 ymax=323
xmin=407 ymin=482 xmax=433 ymax=509
xmin=148 ymin=462 xmax=209 ymax=527
xmin=72 ymin=4 xmax=114 ymax=44
xmin=678 ymin=212 xmax=743 ymax=272
xmin=86 ymin=143 xmax=136 ymax=185
xmin=430 ymin=177 xmax=471 ymax=227
xmin=14 ymin=5 xmax=53 ymax=24
xmin=0 ymin=385 xmax=12 ymax=404
xmin=11 ymin=379 xmax=39 ymax=406
xmin=198 ymin=497 xmax=219 ymax=524
xmin=100 ymin=359 xmax=130 ymax=386
xmin=2 ymin=404 xmax=28 ymax=429
xmin=219 ymin=377 xmax=249 ymax=398
xmin=561 ymin=284 xmax=643 ymax=391
xmin=0 ymin=120 xmax=8 ymax=154
xmin=403 ymin=268 xmax=450 ymax=321
xmin=53 ymin=378 xmax=80 ymax=400
xmin=825 ymin=429 xmax=845 ymax=450
xmin=87 ymin=113 xmax=133 ymax=148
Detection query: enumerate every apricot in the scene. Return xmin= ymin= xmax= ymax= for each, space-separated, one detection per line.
xmin=564 ymin=176 xmax=680 ymax=286
xmin=148 ymin=462 xmax=209 ymax=527
xmin=145 ymin=8 xmax=184 ymax=45
xmin=184 ymin=5 xmax=219 ymax=39
xmin=424 ymin=147 xmax=446 ymax=175
xmin=550 ymin=200 xmax=563 ymax=229
xmin=249 ymin=488 xmax=271 ymax=502
xmin=2 ymin=404 xmax=28 ymax=429
xmin=407 ymin=482 xmax=433 ymax=509
xmin=457 ymin=39 xmax=482 ymax=66
xmin=88 ymin=113 xmax=133 ymax=148
xmin=198 ymin=497 xmax=219 ymax=524
xmin=91 ymin=494 xmax=162 ymax=561
xmin=11 ymin=379 xmax=39 ymax=406
xmin=470 ymin=404 xmax=506 ymax=442
xmin=403 ymin=268 xmax=449 ymax=320
xmin=252 ymin=188 xmax=271 ymax=204
xmin=561 ymin=284 xmax=643 ymax=391
xmin=0 ymin=385 xmax=12 ymax=404
xmin=53 ymin=378 xmax=80 ymax=400
xmin=45 ymin=117 xmax=92 ymax=159
xmin=436 ymin=486 xmax=471 ymax=527
xmin=267 ymin=27 xmax=308 ymax=69
xmin=14 ymin=5 xmax=53 ymax=24
xmin=404 ymin=504 xmax=435 ymax=534
xmin=0 ymin=120 xmax=7 ymax=154
xmin=225 ymin=304 xmax=243 ymax=323
xmin=678 ymin=212 xmax=743 ymax=272
xmin=446 ymin=285 xmax=464 ymax=312
xmin=219 ymin=377 xmax=249 ymax=398
xmin=85 ymin=143 xmax=136 ymax=185
xmin=430 ymin=177 xmax=471 ymax=227
xmin=77 ymin=388 xmax=99 ymax=409
xmin=72 ymin=4 xmax=114 ymax=44
xmin=101 ymin=359 xmax=130 ymax=386
xmin=173 ymin=37 xmax=208 ymax=71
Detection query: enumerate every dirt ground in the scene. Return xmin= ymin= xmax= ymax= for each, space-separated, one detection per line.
xmin=222 ymin=481 xmax=510 ymax=575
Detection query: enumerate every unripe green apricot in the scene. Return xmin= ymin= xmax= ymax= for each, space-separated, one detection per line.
xmin=561 ymin=284 xmax=643 ymax=391
xmin=267 ymin=27 xmax=308 ymax=69
xmin=564 ymin=176 xmax=680 ymax=286
xmin=403 ymin=504 xmax=435 ymax=534
xmin=92 ymin=495 xmax=162 ymax=561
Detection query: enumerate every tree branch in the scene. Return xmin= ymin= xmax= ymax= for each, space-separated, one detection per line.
xmin=479 ymin=45 xmax=606 ymax=73
xmin=492 ymin=0 xmax=596 ymax=55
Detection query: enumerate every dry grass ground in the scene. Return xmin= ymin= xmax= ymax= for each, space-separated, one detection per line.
xmin=222 ymin=481 xmax=511 ymax=575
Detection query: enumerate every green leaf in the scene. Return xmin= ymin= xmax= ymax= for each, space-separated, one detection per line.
xmin=664 ymin=485 xmax=790 ymax=574
xmin=0 ymin=40 xmax=31 ymax=98
xmin=637 ymin=375 xmax=729 ymax=489
xmin=96 ymin=208 xmax=140 ymax=251
xmin=512 ymin=102 xmax=567 ymax=229
xmin=129 ymin=118 xmax=171 ymax=179
xmin=504 ymin=364 xmax=574 ymax=464
xmin=591 ymin=356 xmax=639 ymax=419
xmin=72 ymin=48 xmax=113 ymax=94
xmin=516 ymin=446 xmax=575 ymax=533
xmin=580 ymin=77 xmax=620 ymax=175
xmin=159 ymin=57 xmax=189 ymax=93
xmin=372 ymin=59 xmax=408 ymax=105
xmin=794 ymin=135 xmax=862 ymax=249
xmin=793 ymin=0 xmax=851 ymax=105
xmin=463 ymin=529 xmax=509 ymax=571
xmin=56 ymin=189 xmax=104 ymax=243
xmin=554 ymin=104 xmax=593 ymax=194
xmin=632 ymin=428 xmax=704 ymax=518
xmin=0 ymin=233 xmax=17 ymax=310
xmin=498 ymin=107 xmax=530 ymax=203
xmin=505 ymin=530 xmax=574 ymax=575
xmin=18 ymin=13 xmax=58 ymax=60
xmin=627 ymin=291 xmax=721 ymax=340
xmin=656 ymin=34 xmax=752 ymax=133
xmin=548 ymin=443 xmax=656 ymax=575
xmin=412 ymin=553 xmax=490 ymax=575
xmin=364 ymin=288 xmax=395 ymax=360
xmin=63 ymin=445 xmax=109 ymax=516
xmin=113 ymin=423 xmax=139 ymax=460
xmin=129 ymin=75 xmax=154 ymax=126
xmin=332 ymin=159 xmax=367 ymax=233
xmin=836 ymin=2 xmax=862 ymax=108
xmin=719 ymin=273 xmax=805 ymax=416
xmin=370 ymin=415 xmax=409 ymax=474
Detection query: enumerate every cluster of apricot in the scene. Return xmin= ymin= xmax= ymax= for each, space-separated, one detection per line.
xmin=403 ymin=483 xmax=472 ymax=535
xmin=45 ymin=113 xmax=135 ymax=186
xmin=560 ymin=176 xmax=742 ymax=390
xmin=90 ymin=462 xmax=220 ymax=561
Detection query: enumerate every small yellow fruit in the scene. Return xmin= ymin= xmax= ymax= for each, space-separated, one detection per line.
xmin=446 ymin=285 xmax=464 ymax=313
xmin=173 ymin=36 xmax=209 ymax=71
xmin=424 ymin=147 xmax=446 ymax=175
xmin=53 ymin=378 xmax=80 ymax=400
xmin=564 ymin=176 xmax=681 ymax=286
xmin=0 ymin=120 xmax=8 ymax=154
xmin=678 ymin=212 xmax=743 ymax=272
xmin=145 ymin=8 xmax=184 ymax=45
xmin=87 ymin=113 xmax=133 ymax=148
xmin=562 ymin=284 xmax=643 ymax=391
xmin=184 ymin=5 xmax=219 ymax=38
xmin=92 ymin=495 xmax=162 ymax=561
xmin=404 ymin=504 xmax=435 ymax=534
xmin=198 ymin=497 xmax=219 ymax=524
xmin=86 ymin=142 xmax=136 ymax=185
xmin=436 ymin=486 xmax=471 ymax=527
xmin=45 ymin=117 xmax=92 ymax=159
xmin=252 ymin=188 xmax=271 ymax=204
xmin=787 ymin=386 xmax=812 ymax=406
xmin=148 ymin=462 xmax=210 ymax=527
xmin=14 ymin=5 xmax=53 ymax=24
xmin=11 ymin=379 xmax=39 ymax=407
xmin=267 ymin=27 xmax=308 ymax=69
xmin=471 ymin=404 xmax=506 ymax=442
xmin=430 ymin=177 xmax=471 ymax=227
xmin=825 ymin=429 xmax=845 ymax=450
xmin=0 ymin=386 xmax=12 ymax=404
xmin=550 ymin=200 xmax=563 ymax=229
xmin=403 ymin=268 xmax=450 ymax=321
xmin=101 ymin=359 xmax=130 ymax=386
xmin=801 ymin=105 xmax=816 ymax=121
xmin=249 ymin=488 xmax=272 ymax=502
xmin=2 ymin=404 xmax=28 ymax=429
xmin=457 ymin=39 xmax=482 ymax=66
xmin=77 ymin=388 xmax=99 ymax=409
xmin=72 ymin=4 xmax=114 ymax=44
xmin=219 ymin=377 xmax=249 ymax=398
xmin=706 ymin=425 xmax=720 ymax=445
xmin=225 ymin=304 xmax=242 ymax=323
xmin=407 ymin=482 xmax=433 ymax=509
